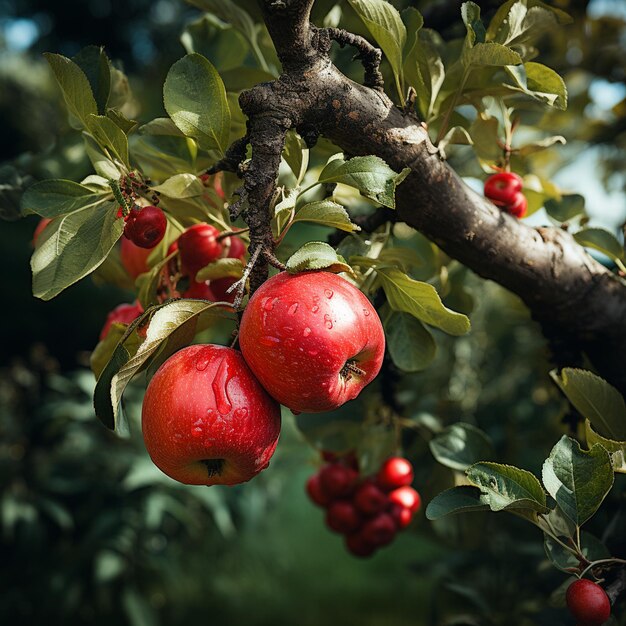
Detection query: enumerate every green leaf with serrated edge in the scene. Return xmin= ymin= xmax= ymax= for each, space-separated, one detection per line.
xmin=486 ymin=0 xmax=572 ymax=47
xmin=44 ymin=53 xmax=98 ymax=128
xmin=518 ymin=136 xmax=566 ymax=156
xmin=31 ymin=200 xmax=123 ymax=300
xmin=430 ymin=423 xmax=494 ymax=472
xmin=152 ymin=174 xmax=204 ymax=199
xmin=83 ymin=133 xmax=121 ymax=179
xmin=544 ymin=531 xmax=609 ymax=574
xmin=385 ymin=311 xmax=436 ymax=372
xmin=283 ymin=131 xmax=309 ymax=186
xmin=574 ymin=228 xmax=624 ymax=262
xmin=72 ymin=46 xmax=111 ymax=115
xmin=107 ymin=109 xmax=138 ymax=134
xmin=86 ymin=115 xmax=130 ymax=168
xmin=347 ymin=0 xmax=406 ymax=100
xmin=164 ymin=54 xmax=230 ymax=154
xmin=90 ymin=324 xmax=142 ymax=381
xmin=585 ymin=420 xmax=626 ymax=474
xmin=293 ymin=200 xmax=360 ymax=232
xmin=551 ymin=368 xmax=626 ymax=440
xmin=286 ymin=242 xmax=355 ymax=276
xmin=318 ymin=156 xmax=410 ymax=209
xmin=542 ymin=436 xmax=614 ymax=526
xmin=21 ymin=180 xmax=105 ymax=218
xmin=466 ymin=462 xmax=549 ymax=513
xmin=465 ymin=42 xmax=522 ymax=68
xmin=139 ymin=118 xmax=186 ymax=137
xmin=505 ymin=62 xmax=567 ymax=110
xmin=375 ymin=267 xmax=470 ymax=335
xmin=93 ymin=300 xmax=222 ymax=431
xmin=425 ymin=486 xmax=490 ymax=520
xmin=544 ymin=194 xmax=585 ymax=222
xmin=196 ymin=258 xmax=244 ymax=282
xmin=537 ymin=505 xmax=576 ymax=539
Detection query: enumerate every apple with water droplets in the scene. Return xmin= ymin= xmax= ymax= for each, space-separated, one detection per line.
xmin=238 ymin=271 xmax=385 ymax=413
xmin=142 ymin=344 xmax=281 ymax=486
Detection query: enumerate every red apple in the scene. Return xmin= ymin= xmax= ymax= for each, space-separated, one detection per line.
xmin=223 ymin=235 xmax=246 ymax=260
xmin=178 ymin=223 xmax=223 ymax=276
xmin=377 ymin=457 xmax=414 ymax=491
xmin=183 ymin=280 xmax=216 ymax=301
xmin=99 ymin=301 xmax=144 ymax=341
xmin=142 ymin=344 xmax=281 ymax=486
xmin=124 ymin=205 xmax=167 ymax=249
xmin=506 ymin=192 xmax=528 ymax=218
xmin=484 ymin=172 xmax=522 ymax=205
xmin=388 ymin=486 xmax=421 ymax=513
xmin=566 ymin=579 xmax=610 ymax=626
xmin=211 ymin=277 xmax=237 ymax=304
xmin=120 ymin=237 xmax=152 ymax=279
xmin=238 ymin=271 xmax=385 ymax=413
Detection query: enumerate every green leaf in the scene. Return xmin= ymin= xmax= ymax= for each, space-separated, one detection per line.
xmin=574 ymin=228 xmax=624 ymax=262
xmin=31 ymin=200 xmax=123 ymax=300
xmin=107 ymin=110 xmax=138 ymax=135
xmin=21 ymin=180 xmax=105 ymax=218
xmin=385 ymin=311 xmax=436 ymax=372
xmin=44 ymin=52 xmax=98 ymax=128
xmin=469 ymin=113 xmax=501 ymax=161
xmin=293 ymin=200 xmax=360 ymax=232
xmin=464 ymin=42 xmax=522 ymax=67
xmin=347 ymin=0 xmax=407 ymax=100
xmin=430 ymin=422 xmax=494 ymax=471
xmin=93 ymin=299 xmax=221 ymax=431
xmin=72 ymin=46 xmax=111 ymax=115
xmin=318 ymin=156 xmax=409 ymax=209
xmin=425 ymin=486 xmax=490 ymax=520
xmin=83 ymin=133 xmax=122 ymax=179
xmin=283 ymin=131 xmax=309 ymax=185
xmin=466 ymin=462 xmax=549 ymax=513
xmin=195 ymin=257 xmax=244 ymax=282
xmin=375 ymin=267 xmax=470 ymax=335
xmin=517 ymin=135 xmax=566 ymax=156
xmin=506 ymin=62 xmax=567 ymax=110
xmin=585 ymin=420 xmax=626 ymax=474
xmin=286 ymin=242 xmax=355 ymax=276
xmin=551 ymin=368 xmax=626 ymax=440
xmin=544 ymin=194 xmax=585 ymax=222
xmin=542 ymin=435 xmax=614 ymax=526
xmin=545 ymin=530 xmax=609 ymax=573
xmin=151 ymin=174 xmax=205 ymax=199
xmin=86 ymin=115 xmax=130 ymax=168
xmin=139 ymin=118 xmax=186 ymax=137
xmin=438 ymin=126 xmax=473 ymax=159
xmin=164 ymin=54 xmax=230 ymax=154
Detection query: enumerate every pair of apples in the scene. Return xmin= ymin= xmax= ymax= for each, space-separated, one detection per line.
xmin=142 ymin=270 xmax=386 ymax=487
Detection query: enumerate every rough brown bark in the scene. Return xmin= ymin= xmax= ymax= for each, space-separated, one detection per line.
xmin=226 ymin=0 xmax=626 ymax=393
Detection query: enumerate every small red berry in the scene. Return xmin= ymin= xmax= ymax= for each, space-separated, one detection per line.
xmin=178 ymin=223 xmax=223 ymax=276
xmin=566 ymin=579 xmax=610 ymax=626
xmin=124 ymin=205 xmax=167 ymax=249
xmin=325 ymin=501 xmax=362 ymax=534
xmin=99 ymin=301 xmax=144 ymax=341
xmin=484 ymin=172 xmax=523 ymax=205
xmin=360 ymin=512 xmax=397 ymax=547
xmin=377 ymin=457 xmax=414 ymax=491
xmin=224 ymin=235 xmax=246 ymax=260
xmin=306 ymin=473 xmax=330 ymax=507
xmin=319 ymin=463 xmax=359 ymax=499
xmin=506 ymin=192 xmax=528 ymax=218
xmin=353 ymin=480 xmax=388 ymax=516
xmin=388 ymin=503 xmax=413 ymax=529
xmin=345 ymin=532 xmax=376 ymax=558
xmin=388 ymin=486 xmax=421 ymax=513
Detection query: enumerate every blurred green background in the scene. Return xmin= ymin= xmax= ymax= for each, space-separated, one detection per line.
xmin=1 ymin=0 xmax=625 ymax=624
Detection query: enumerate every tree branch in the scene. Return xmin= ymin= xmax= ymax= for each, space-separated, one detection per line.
xmin=229 ymin=0 xmax=626 ymax=393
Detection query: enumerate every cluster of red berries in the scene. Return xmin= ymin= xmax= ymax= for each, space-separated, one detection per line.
xmin=484 ymin=172 xmax=527 ymax=218
xmin=306 ymin=455 xmax=420 ymax=558
xmin=566 ymin=579 xmax=611 ymax=625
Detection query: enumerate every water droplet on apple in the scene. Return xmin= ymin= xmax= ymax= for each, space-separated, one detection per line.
xmin=234 ymin=407 xmax=248 ymax=419
xmin=192 ymin=427 xmax=203 ymax=438
xmin=259 ymin=335 xmax=281 ymax=346
xmin=324 ymin=289 xmax=333 ymax=299
xmin=303 ymin=327 xmax=311 ymax=337
xmin=288 ymin=303 xmax=299 ymax=316
xmin=311 ymin=305 xmax=319 ymax=313
xmin=283 ymin=326 xmax=293 ymax=333
xmin=324 ymin=314 xmax=333 ymax=329
xmin=212 ymin=359 xmax=233 ymax=415
xmin=308 ymin=349 xmax=319 ymax=356
xmin=263 ymin=297 xmax=279 ymax=311
xmin=363 ymin=308 xmax=370 ymax=316
xmin=195 ymin=356 xmax=210 ymax=371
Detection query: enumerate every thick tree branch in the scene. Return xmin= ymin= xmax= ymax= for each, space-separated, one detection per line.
xmin=227 ymin=0 xmax=626 ymax=392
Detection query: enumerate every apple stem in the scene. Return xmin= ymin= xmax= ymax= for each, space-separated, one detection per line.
xmin=341 ymin=359 xmax=366 ymax=381
xmin=201 ymin=459 xmax=225 ymax=477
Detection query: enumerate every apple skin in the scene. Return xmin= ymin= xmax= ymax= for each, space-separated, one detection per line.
xmin=238 ymin=271 xmax=385 ymax=413
xmin=142 ymin=344 xmax=281 ymax=486
xmin=506 ymin=192 xmax=528 ymax=218
xmin=99 ymin=301 xmax=144 ymax=340
xmin=566 ymin=579 xmax=610 ymax=626
xmin=178 ymin=223 xmax=223 ymax=277
xmin=120 ymin=237 xmax=152 ymax=279
xmin=124 ymin=205 xmax=167 ymax=249
xmin=484 ymin=172 xmax=522 ymax=205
